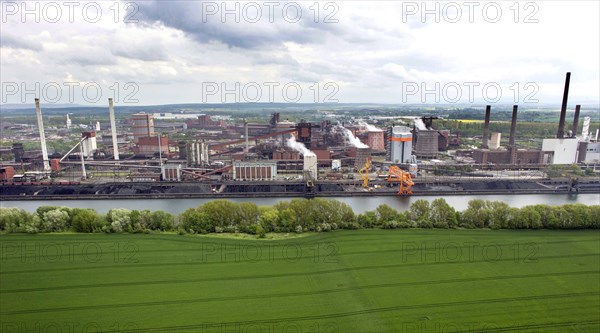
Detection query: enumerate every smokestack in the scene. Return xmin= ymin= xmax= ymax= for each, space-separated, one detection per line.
xmin=557 ymin=72 xmax=571 ymax=139
xmin=244 ymin=119 xmax=249 ymax=153
xmin=482 ymin=105 xmax=491 ymax=148
xmin=79 ymin=142 xmax=87 ymax=179
xmin=509 ymin=105 xmax=518 ymax=146
xmin=108 ymin=98 xmax=120 ymax=160
xmin=35 ymin=98 xmax=50 ymax=171
xmin=571 ymin=104 xmax=581 ymax=137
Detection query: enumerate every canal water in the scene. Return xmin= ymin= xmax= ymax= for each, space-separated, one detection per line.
xmin=1 ymin=193 xmax=598 ymax=214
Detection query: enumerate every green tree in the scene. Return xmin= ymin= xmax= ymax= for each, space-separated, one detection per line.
xmin=278 ymin=208 xmax=297 ymax=232
xmin=460 ymin=200 xmax=491 ymax=228
xmin=376 ymin=204 xmax=398 ymax=224
xmin=198 ymin=200 xmax=238 ymax=231
xmin=150 ymin=210 xmax=174 ymax=231
xmin=409 ymin=200 xmax=431 ymax=228
xmin=511 ymin=206 xmax=542 ymax=229
xmin=40 ymin=209 xmax=70 ymax=232
xmin=487 ymin=201 xmax=512 ymax=229
xmin=0 ymin=208 xmax=35 ymax=232
xmin=588 ymin=206 xmax=600 ymax=229
xmin=179 ymin=208 xmax=211 ymax=234
xmin=129 ymin=210 xmax=149 ymax=232
xmin=71 ymin=209 xmax=105 ymax=233
xmin=430 ymin=198 xmax=456 ymax=228
xmin=562 ymin=204 xmax=592 ymax=228
xmin=259 ymin=206 xmax=280 ymax=232
xmin=236 ymin=202 xmax=261 ymax=233
xmin=107 ymin=208 xmax=132 ymax=233
xmin=357 ymin=211 xmax=377 ymax=228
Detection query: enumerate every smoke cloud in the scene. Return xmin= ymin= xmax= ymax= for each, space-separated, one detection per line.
xmin=286 ymin=135 xmax=315 ymax=156
xmin=333 ymin=125 xmax=368 ymax=148
xmin=358 ymin=121 xmax=382 ymax=132
xmin=413 ymin=118 xmax=428 ymax=130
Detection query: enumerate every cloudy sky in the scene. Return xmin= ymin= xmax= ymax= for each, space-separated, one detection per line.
xmin=1 ymin=1 xmax=599 ymax=106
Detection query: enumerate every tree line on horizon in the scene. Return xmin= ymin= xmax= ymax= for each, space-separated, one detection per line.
xmin=0 ymin=199 xmax=598 ymax=236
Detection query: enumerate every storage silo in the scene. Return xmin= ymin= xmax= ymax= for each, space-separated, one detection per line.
xmin=303 ymin=154 xmax=318 ymax=179
xmin=389 ymin=126 xmax=413 ymax=163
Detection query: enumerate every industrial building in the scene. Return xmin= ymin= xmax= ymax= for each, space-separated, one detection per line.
xmin=186 ymin=141 xmax=210 ymax=167
xmin=232 ymin=161 xmax=277 ymax=181
xmin=414 ymin=130 xmax=439 ymax=158
xmin=186 ymin=114 xmax=226 ymax=129
xmin=367 ymin=131 xmax=385 ymax=150
xmin=131 ymin=113 xmax=155 ymax=143
xmin=473 ymin=105 xmax=546 ymax=165
xmin=2 ymin=72 xmax=597 ymax=199
xmin=133 ymin=136 xmax=169 ymax=156
xmin=471 ymin=73 xmax=598 ymax=166
xmin=388 ymin=126 xmax=413 ymax=164
xmin=81 ymin=132 xmax=97 ymax=158
xmin=540 ymin=74 xmax=598 ymax=165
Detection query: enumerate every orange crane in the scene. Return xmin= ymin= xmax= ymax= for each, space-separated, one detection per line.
xmin=387 ymin=166 xmax=414 ymax=195
xmin=357 ymin=157 xmax=372 ymax=188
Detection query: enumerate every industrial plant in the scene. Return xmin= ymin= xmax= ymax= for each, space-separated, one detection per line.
xmin=1 ymin=73 xmax=599 ymax=199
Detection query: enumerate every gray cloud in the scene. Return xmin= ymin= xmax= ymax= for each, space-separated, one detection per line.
xmin=61 ymin=54 xmax=116 ymax=67
xmin=0 ymin=33 xmax=43 ymax=51
xmin=134 ymin=1 xmax=342 ymax=49
xmin=252 ymin=53 xmax=300 ymax=66
xmin=111 ymin=43 xmax=168 ymax=62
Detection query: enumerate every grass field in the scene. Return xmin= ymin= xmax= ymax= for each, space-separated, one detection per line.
xmin=1 ymin=230 xmax=599 ymax=332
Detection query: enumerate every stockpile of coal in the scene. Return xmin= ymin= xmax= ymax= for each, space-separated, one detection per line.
xmin=0 ymin=183 xmax=215 ymax=196
xmin=460 ymin=181 xmax=545 ymax=191
xmin=224 ymin=184 xmax=307 ymax=193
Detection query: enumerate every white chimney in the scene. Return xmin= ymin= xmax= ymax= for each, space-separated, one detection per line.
xmin=108 ymin=98 xmax=120 ymax=160
xmin=35 ymin=98 xmax=50 ymax=171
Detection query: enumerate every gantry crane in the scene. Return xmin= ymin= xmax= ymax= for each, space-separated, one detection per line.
xmin=387 ymin=166 xmax=414 ymax=195
xmin=357 ymin=157 xmax=372 ymax=188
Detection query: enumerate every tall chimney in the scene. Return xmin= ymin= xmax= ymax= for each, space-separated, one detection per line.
xmin=79 ymin=142 xmax=87 ymax=179
xmin=509 ymin=105 xmax=518 ymax=146
xmin=244 ymin=119 xmax=249 ymax=153
xmin=571 ymin=104 xmax=581 ymax=137
xmin=557 ymin=72 xmax=571 ymax=139
xmin=482 ymin=105 xmax=491 ymax=148
xmin=108 ymin=98 xmax=120 ymax=160
xmin=35 ymin=98 xmax=50 ymax=171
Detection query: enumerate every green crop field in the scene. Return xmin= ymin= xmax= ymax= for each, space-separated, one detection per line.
xmin=1 ymin=230 xmax=599 ymax=332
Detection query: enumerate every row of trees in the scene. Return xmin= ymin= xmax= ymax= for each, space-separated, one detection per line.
xmin=1 ymin=199 xmax=598 ymax=235
xmin=0 ymin=206 xmax=174 ymax=234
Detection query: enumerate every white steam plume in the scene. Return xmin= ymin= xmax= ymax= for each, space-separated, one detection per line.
xmin=358 ymin=120 xmax=382 ymax=132
xmin=286 ymin=135 xmax=315 ymax=156
xmin=333 ymin=125 xmax=368 ymax=148
xmin=413 ymin=118 xmax=428 ymax=130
